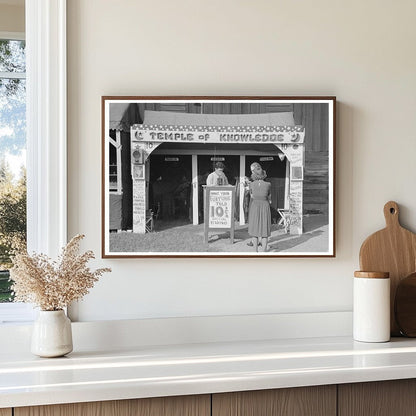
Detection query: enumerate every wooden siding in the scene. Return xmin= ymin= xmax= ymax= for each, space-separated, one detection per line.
xmin=294 ymin=103 xmax=329 ymax=152
xmin=139 ymin=103 xmax=295 ymax=119
xmin=303 ymin=151 xmax=329 ymax=214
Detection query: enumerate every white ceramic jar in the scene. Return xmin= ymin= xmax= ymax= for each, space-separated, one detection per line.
xmin=31 ymin=310 xmax=73 ymax=357
xmin=353 ymin=271 xmax=390 ymax=343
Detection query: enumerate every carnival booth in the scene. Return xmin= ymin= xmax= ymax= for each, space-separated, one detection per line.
xmin=127 ymin=110 xmax=305 ymax=235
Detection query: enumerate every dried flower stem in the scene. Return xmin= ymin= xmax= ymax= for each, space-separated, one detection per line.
xmin=10 ymin=235 xmax=111 ymax=310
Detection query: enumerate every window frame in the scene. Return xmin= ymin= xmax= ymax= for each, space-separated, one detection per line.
xmin=26 ymin=0 xmax=67 ymax=257
xmin=0 ymin=0 xmax=67 ymax=323
xmin=0 ymin=31 xmax=30 ymax=320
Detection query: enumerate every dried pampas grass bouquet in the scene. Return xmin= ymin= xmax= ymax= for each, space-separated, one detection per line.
xmin=10 ymin=234 xmax=111 ymax=311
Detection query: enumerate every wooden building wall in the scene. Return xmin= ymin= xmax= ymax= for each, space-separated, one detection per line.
xmin=294 ymin=103 xmax=330 ymax=215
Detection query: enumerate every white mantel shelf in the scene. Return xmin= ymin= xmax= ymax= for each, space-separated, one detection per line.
xmin=2 ymin=336 xmax=416 ymax=409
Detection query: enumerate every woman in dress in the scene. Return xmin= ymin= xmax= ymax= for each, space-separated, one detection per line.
xmin=248 ymin=166 xmax=272 ymax=252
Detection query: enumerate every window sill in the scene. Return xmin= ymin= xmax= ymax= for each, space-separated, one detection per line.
xmin=0 ymin=303 xmax=36 ymax=324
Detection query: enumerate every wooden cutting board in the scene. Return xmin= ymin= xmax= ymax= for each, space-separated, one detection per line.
xmin=359 ymin=201 xmax=416 ymax=336
xmin=395 ymin=272 xmax=416 ymax=337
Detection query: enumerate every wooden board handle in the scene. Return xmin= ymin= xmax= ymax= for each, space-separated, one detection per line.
xmin=384 ymin=201 xmax=400 ymax=228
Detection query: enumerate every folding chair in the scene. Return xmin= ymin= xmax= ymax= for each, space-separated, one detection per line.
xmin=145 ymin=210 xmax=154 ymax=233
xmin=277 ymin=208 xmax=291 ymax=234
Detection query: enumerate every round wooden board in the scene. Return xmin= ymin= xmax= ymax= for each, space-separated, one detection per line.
xmin=395 ymin=272 xmax=416 ymax=337
xmin=359 ymin=201 xmax=416 ymax=335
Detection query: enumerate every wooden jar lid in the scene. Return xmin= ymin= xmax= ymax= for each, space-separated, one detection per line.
xmin=354 ymin=271 xmax=390 ymax=279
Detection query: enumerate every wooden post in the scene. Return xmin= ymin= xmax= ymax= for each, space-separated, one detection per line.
xmin=285 ymin=158 xmax=290 ymax=210
xmin=132 ymin=178 xmax=146 ymax=234
xmin=192 ymin=154 xmax=199 ymax=225
xmin=230 ymin=208 xmax=235 ymax=244
xmin=204 ymin=186 xmax=208 ymax=243
xmin=275 ymin=143 xmax=304 ymax=235
xmin=287 ymin=144 xmax=304 ymax=234
xmin=116 ymin=130 xmax=122 ymax=194
xmin=239 ymin=155 xmax=245 ymax=226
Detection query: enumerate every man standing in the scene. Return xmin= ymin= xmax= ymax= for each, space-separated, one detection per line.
xmin=206 ymin=161 xmax=229 ymax=186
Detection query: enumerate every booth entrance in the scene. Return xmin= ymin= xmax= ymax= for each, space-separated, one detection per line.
xmin=197 ymin=154 xmax=240 ymax=223
xmin=147 ymin=148 xmax=288 ymax=227
xmin=148 ymin=154 xmax=193 ymax=222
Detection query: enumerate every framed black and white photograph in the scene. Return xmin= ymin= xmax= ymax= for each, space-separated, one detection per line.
xmin=102 ymin=96 xmax=335 ymax=257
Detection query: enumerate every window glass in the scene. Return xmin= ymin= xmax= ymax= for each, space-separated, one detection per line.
xmin=0 ymin=39 xmax=25 ymax=72
xmin=0 ymin=39 xmax=26 ymax=303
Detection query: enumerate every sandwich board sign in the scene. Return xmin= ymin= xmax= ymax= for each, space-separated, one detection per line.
xmin=203 ymin=186 xmax=235 ymax=244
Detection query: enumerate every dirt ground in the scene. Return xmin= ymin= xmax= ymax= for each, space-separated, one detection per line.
xmin=109 ymin=214 xmax=329 ymax=254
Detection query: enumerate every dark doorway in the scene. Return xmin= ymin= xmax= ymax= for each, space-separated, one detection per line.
xmin=246 ymin=155 xmax=287 ymax=213
xmin=149 ymin=155 xmax=192 ymax=222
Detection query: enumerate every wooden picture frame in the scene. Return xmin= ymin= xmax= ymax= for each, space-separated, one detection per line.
xmin=102 ymin=96 xmax=336 ymax=258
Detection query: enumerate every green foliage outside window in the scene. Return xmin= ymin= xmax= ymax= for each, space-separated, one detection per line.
xmin=0 ymin=162 xmax=26 ymax=302
xmin=0 ymin=270 xmax=12 ymax=302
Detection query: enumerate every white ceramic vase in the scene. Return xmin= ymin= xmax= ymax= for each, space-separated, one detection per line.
xmin=31 ymin=310 xmax=73 ymax=357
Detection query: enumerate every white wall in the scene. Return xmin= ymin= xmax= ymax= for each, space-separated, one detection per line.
xmin=67 ymin=0 xmax=416 ymax=322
